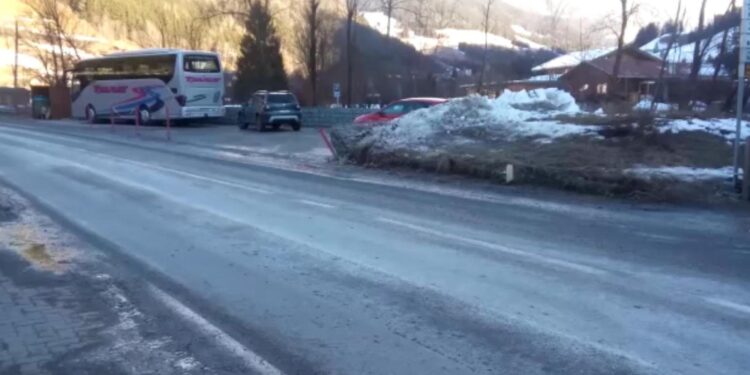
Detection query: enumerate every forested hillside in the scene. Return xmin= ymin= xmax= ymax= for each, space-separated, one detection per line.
xmin=0 ymin=0 xmax=596 ymax=104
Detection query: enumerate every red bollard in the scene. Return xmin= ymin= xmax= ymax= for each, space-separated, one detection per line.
xmin=319 ymin=128 xmax=337 ymax=159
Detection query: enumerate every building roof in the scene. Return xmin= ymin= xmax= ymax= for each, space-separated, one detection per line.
xmin=582 ymin=51 xmax=662 ymax=79
xmin=531 ymin=48 xmax=613 ymax=73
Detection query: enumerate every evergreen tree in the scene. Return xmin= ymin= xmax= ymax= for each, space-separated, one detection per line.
xmin=234 ymin=0 xmax=288 ymax=101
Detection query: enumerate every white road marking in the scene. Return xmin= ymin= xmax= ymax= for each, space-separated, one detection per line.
xmin=149 ymin=285 xmax=285 ymax=375
xmin=376 ymin=217 xmax=606 ymax=276
xmin=298 ymin=199 xmax=337 ymax=209
xmin=705 ymin=297 xmax=750 ymax=315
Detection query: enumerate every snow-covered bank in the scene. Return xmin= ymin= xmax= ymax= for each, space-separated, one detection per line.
xmin=331 ymin=89 xmax=741 ymax=202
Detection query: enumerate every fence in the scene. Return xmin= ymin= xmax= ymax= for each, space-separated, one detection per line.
xmin=216 ymin=106 xmax=372 ymax=128
xmin=300 ymin=108 xmax=372 ymax=128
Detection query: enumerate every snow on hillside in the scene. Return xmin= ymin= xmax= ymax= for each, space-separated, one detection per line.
xmin=360 ymin=12 xmax=404 ymax=36
xmin=511 ymin=24 xmax=532 ymax=38
xmin=360 ymin=11 xmax=548 ymax=53
xmin=0 ymin=49 xmax=44 ymax=71
xmin=642 ymin=30 xmax=736 ymax=65
xmin=639 ymin=29 xmax=735 ymax=77
xmin=434 ymin=28 xmax=516 ymax=49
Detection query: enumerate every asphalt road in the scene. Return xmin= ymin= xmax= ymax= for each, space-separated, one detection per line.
xmin=0 ymin=119 xmax=749 ymax=375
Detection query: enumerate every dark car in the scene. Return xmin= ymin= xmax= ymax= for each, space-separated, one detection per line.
xmin=238 ymin=91 xmax=302 ymax=132
xmin=353 ymin=97 xmax=447 ymax=125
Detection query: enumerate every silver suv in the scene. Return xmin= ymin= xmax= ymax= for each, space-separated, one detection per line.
xmin=238 ymin=91 xmax=302 ymax=132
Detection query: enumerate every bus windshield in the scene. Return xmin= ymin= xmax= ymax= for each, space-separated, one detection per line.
xmin=184 ymin=55 xmax=220 ymax=73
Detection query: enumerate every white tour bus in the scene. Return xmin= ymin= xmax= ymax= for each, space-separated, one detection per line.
xmin=71 ymin=49 xmax=225 ymax=123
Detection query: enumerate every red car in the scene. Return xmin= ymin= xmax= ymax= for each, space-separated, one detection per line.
xmin=354 ymin=97 xmax=447 ymax=125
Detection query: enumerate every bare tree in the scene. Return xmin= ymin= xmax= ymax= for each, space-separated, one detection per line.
xmin=294 ymin=0 xmax=322 ymax=105
xmin=403 ymin=0 xmax=459 ymax=38
xmin=25 ymin=0 xmax=84 ymax=86
xmin=345 ymin=0 xmax=370 ymax=106
xmin=651 ymin=0 xmax=686 ymax=112
xmin=13 ymin=19 xmax=19 ymax=88
xmin=609 ymin=0 xmax=639 ymax=99
xmin=713 ymin=0 xmax=736 ymax=81
xmin=545 ymin=0 xmax=570 ymax=49
xmin=689 ymin=0 xmax=709 ymax=85
xmin=477 ymin=0 xmax=496 ymax=93
xmin=381 ymin=0 xmax=406 ymax=39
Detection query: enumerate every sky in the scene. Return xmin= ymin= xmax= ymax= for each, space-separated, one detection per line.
xmin=502 ymin=0 xmax=736 ymax=34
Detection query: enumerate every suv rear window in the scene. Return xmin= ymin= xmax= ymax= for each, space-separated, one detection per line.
xmin=183 ymin=55 xmax=220 ymax=73
xmin=266 ymin=94 xmax=296 ymax=104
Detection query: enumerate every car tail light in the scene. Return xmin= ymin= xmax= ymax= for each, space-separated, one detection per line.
xmin=176 ymin=95 xmax=187 ymax=106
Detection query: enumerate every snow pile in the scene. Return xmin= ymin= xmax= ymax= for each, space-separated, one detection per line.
xmin=371 ymin=89 xmax=596 ymax=148
xmin=634 ymin=99 xmax=675 ymax=112
xmin=497 ymin=89 xmax=580 ymax=113
xmin=660 ymin=118 xmax=750 ymax=142
xmin=626 ymin=166 xmax=734 ymax=182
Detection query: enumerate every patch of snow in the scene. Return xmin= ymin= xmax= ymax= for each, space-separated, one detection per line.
xmin=436 ymin=28 xmax=515 ymax=49
xmin=594 ymin=108 xmax=605 ymax=116
xmin=516 ymin=36 xmax=547 ymax=50
xmin=0 ymin=49 xmax=44 ymax=71
xmin=511 ymin=24 xmax=532 ymax=38
xmin=660 ymin=118 xmax=750 ymax=142
xmin=405 ymin=33 xmax=440 ymax=52
xmin=372 ymin=89 xmax=597 ymax=148
xmin=175 ymin=356 xmax=200 ymax=371
xmin=360 ymin=11 xmax=404 ymax=36
xmin=634 ymin=99 xmax=675 ymax=112
xmin=527 ymin=74 xmax=561 ymax=82
xmin=626 ymin=166 xmax=733 ymax=182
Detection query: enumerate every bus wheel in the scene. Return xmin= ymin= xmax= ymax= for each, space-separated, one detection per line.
xmin=137 ymin=106 xmax=151 ymax=126
xmin=85 ymin=105 xmax=97 ymax=124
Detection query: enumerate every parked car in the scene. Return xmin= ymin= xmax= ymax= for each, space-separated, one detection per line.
xmin=353 ymin=97 xmax=447 ymax=125
xmin=238 ymin=91 xmax=302 ymax=131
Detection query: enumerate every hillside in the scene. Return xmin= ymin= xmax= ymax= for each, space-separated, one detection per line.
xmin=0 ymin=0 xmax=617 ymax=105
xmin=0 ymin=0 xmax=345 ymax=87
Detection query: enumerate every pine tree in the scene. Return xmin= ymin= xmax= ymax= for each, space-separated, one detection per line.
xmin=233 ymin=0 xmax=288 ymax=101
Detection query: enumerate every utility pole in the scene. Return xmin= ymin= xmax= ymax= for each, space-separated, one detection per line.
xmin=13 ymin=19 xmax=19 ymax=88
xmin=735 ymin=0 xmax=750 ymax=189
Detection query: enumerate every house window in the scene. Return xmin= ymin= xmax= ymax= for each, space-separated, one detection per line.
xmin=596 ymin=83 xmax=608 ymax=94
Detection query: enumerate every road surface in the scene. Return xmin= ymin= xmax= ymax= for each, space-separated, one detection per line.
xmin=0 ymin=119 xmax=748 ymax=375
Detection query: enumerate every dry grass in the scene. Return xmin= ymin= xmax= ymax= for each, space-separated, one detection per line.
xmin=23 ymin=243 xmax=56 ymax=268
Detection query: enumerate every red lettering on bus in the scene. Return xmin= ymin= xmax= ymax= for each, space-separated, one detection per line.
xmin=93 ymin=85 xmax=128 ymax=94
